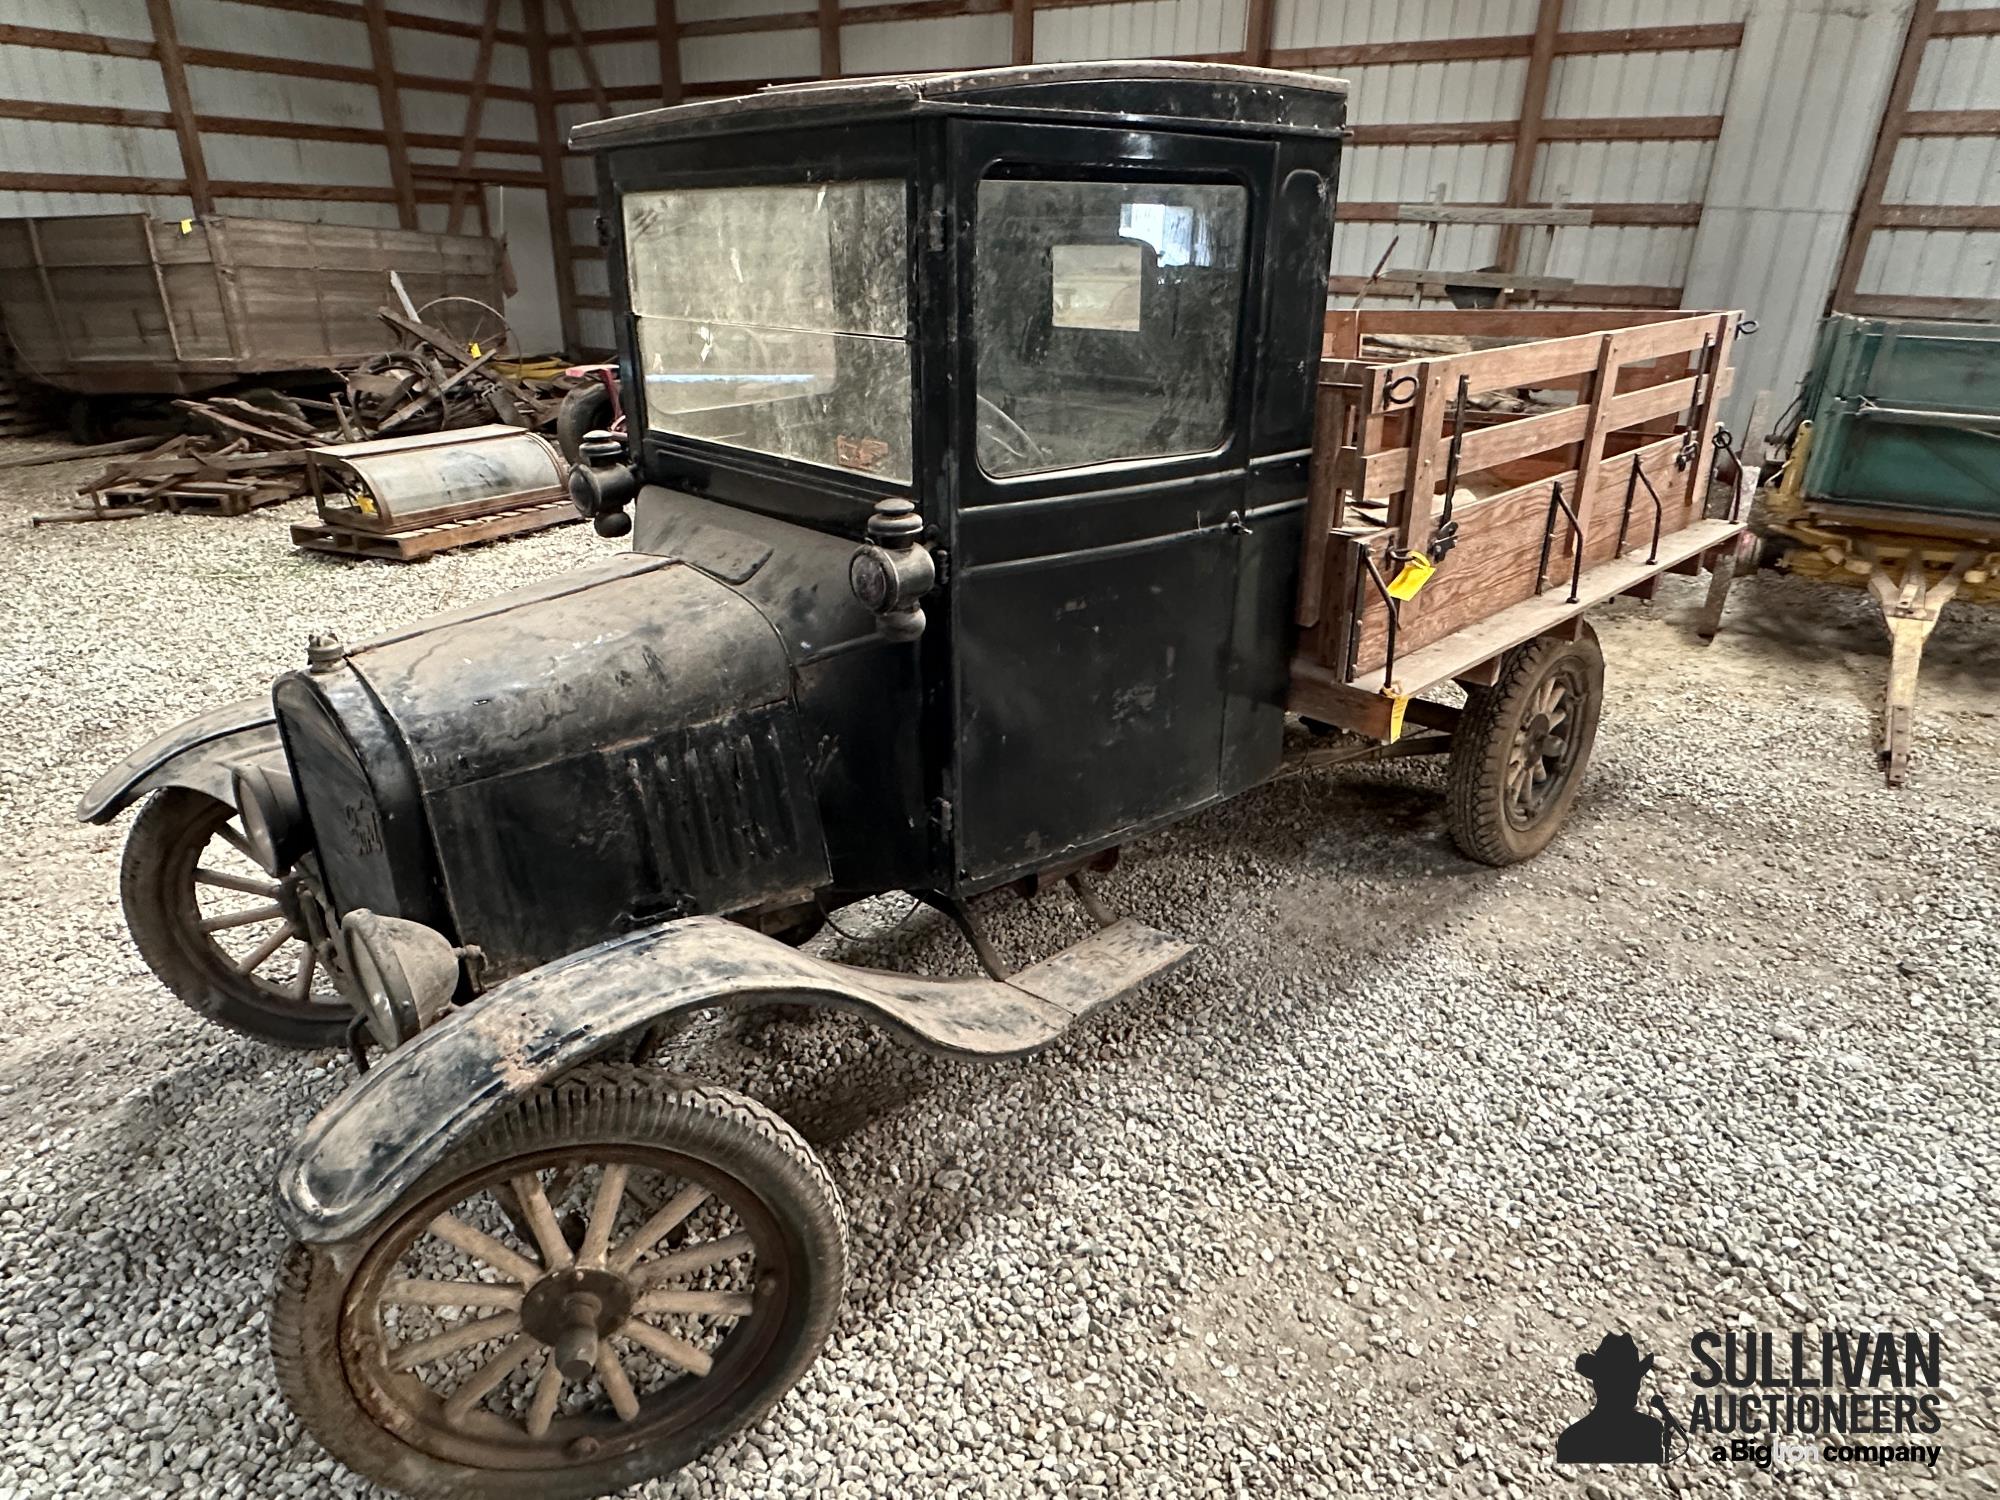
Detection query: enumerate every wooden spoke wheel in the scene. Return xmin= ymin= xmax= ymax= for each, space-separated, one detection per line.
xmin=273 ymin=1067 xmax=846 ymax=1500
xmin=120 ymin=788 xmax=347 ymax=1048
xmin=1446 ymin=625 xmax=1605 ymax=866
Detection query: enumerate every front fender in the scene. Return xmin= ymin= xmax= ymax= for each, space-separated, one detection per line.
xmin=77 ymin=697 xmax=281 ymax=823
xmin=276 ymin=913 xmax=1186 ymax=1243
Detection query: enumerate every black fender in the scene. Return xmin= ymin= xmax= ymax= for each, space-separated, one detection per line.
xmin=275 ymin=913 xmax=1189 ymax=1243
xmin=77 ymin=697 xmax=283 ymax=824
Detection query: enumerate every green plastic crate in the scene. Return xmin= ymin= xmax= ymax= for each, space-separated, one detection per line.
xmin=1799 ymin=313 xmax=2000 ymax=526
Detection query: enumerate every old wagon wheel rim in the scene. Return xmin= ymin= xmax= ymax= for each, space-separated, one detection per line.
xmin=1503 ymin=660 xmax=1587 ymax=828
xmin=340 ymin=1145 xmax=790 ymax=1472
xmin=182 ymin=808 xmax=338 ymax=1014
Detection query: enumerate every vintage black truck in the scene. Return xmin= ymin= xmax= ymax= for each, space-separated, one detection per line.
xmin=78 ymin=61 xmax=1745 ymax=1499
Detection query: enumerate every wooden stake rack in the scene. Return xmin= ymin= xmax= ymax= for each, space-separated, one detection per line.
xmin=1290 ymin=307 xmax=1747 ymax=741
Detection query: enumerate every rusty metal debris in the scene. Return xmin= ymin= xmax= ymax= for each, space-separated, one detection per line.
xmin=31 ymin=304 xmax=579 ymax=529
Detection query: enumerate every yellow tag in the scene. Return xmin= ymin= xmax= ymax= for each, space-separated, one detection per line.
xmin=1387 ymin=553 xmax=1436 ymax=600
xmin=179 ymin=218 xmax=194 ymax=234
xmin=1386 ymin=694 xmax=1408 ymax=741
xmin=469 ymin=341 xmax=482 ymax=358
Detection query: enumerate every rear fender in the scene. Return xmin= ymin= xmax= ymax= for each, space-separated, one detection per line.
xmin=77 ymin=698 xmax=282 ymax=824
xmin=276 ymin=914 xmax=1179 ymax=1243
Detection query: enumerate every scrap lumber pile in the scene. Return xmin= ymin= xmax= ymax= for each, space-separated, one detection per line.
xmin=33 ymin=306 xmax=580 ymax=528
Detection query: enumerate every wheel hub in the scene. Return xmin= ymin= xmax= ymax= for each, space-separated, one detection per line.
xmin=520 ymin=1265 xmax=634 ymax=1350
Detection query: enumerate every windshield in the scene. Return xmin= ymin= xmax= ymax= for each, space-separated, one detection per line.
xmin=624 ymin=180 xmax=912 ymax=483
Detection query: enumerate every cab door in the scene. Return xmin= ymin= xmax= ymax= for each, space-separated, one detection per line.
xmin=944 ymin=120 xmax=1274 ymax=890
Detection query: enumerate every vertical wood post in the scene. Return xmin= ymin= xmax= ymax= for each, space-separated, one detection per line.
xmin=819 ymin=0 xmax=842 ymax=79
xmin=1243 ymin=0 xmax=1275 ymax=67
xmin=655 ymin=0 xmax=684 ymax=105
xmin=144 ymin=0 xmax=213 ymax=216
xmin=446 ymin=0 xmax=503 ymax=235
xmin=523 ymin=0 xmax=581 ymax=354
xmin=362 ymin=0 xmax=419 ymax=230
xmin=1495 ymin=0 xmax=1564 ymax=276
xmin=1011 ymin=0 xmax=1035 ymax=66
xmin=1567 ymin=332 xmax=1624 ymax=564
xmin=1831 ymin=0 xmax=1938 ymax=312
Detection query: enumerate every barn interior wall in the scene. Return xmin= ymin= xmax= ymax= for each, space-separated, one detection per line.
xmin=1 ymin=0 xmax=1984 ymax=431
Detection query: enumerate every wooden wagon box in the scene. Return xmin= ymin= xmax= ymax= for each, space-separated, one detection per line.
xmin=1289 ymin=307 xmax=1745 ymax=738
xmin=0 ymin=213 xmax=505 ymax=397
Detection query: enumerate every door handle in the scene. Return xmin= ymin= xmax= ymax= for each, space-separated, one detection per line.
xmin=1226 ymin=510 xmax=1253 ymax=535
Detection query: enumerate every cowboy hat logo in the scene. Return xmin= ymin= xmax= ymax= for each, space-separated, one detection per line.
xmin=1557 ymin=1333 xmax=1681 ymax=1465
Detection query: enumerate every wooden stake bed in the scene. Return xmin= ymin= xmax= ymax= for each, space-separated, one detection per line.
xmin=1289 ymin=307 xmax=1746 ymax=739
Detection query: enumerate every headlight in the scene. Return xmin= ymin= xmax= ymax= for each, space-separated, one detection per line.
xmin=231 ymin=762 xmax=307 ymax=875
xmin=338 ymin=910 xmax=463 ymax=1049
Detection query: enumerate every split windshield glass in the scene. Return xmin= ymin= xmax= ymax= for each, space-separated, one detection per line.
xmin=624 ymin=180 xmax=912 ymax=484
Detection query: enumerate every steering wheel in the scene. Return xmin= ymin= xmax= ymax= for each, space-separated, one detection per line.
xmin=977 ymin=394 xmax=1051 ymax=470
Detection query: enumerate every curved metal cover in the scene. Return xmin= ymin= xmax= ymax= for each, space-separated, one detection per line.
xmin=336 ymin=560 xmax=830 ymax=976
xmin=315 ymin=424 xmax=564 ymax=529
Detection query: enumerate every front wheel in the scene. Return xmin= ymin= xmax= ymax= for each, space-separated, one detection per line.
xmin=1446 ymin=625 xmax=1604 ymax=866
xmin=120 ymin=788 xmax=349 ymax=1048
xmin=272 ymin=1066 xmax=847 ymax=1500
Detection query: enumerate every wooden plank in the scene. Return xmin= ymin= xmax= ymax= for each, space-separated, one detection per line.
xmin=0 ymin=100 xmax=173 ymax=130
xmin=559 ymin=0 xmax=614 ymax=116
xmin=1934 ymin=6 xmax=2000 ymax=35
xmin=1874 ymin=204 xmax=2000 ymax=229
xmin=1567 ymin=332 xmax=1627 ymax=553
xmin=677 ymin=10 xmax=813 ymax=38
xmin=1498 ymin=0 xmax=1565 ymax=276
xmin=1901 ymin=108 xmax=2000 ymax=135
xmin=1396 ymin=204 xmax=1593 ymax=226
xmin=1011 ymin=0 xmax=1035 ymax=64
xmin=1338 ymin=200 xmax=1701 ymax=227
xmin=1395 ymin=365 xmax=1449 ymax=552
xmin=1833 ymin=0 xmax=1938 ymax=312
xmin=219 ymin=0 xmax=527 ymax=46
xmin=292 ymin=497 xmax=579 ymax=561
xmin=1538 ymin=114 xmax=1723 ymax=140
xmin=1348 ymin=518 xmax=1741 ymax=695
xmin=819 ymin=0 xmax=842 ymax=78
xmin=1329 ymin=275 xmax=1682 ymax=309
xmin=523 ymin=0 xmax=581 ymax=355
xmin=1553 ymin=21 xmax=1741 ymax=54
xmin=1846 ymin=292 xmax=2000 ymax=320
xmin=1270 ymin=21 xmax=1740 ymax=68
xmin=362 ymin=0 xmax=419 ymax=230
xmin=1243 ymin=0 xmax=1274 ymax=67
xmin=1339 ymin=307 xmax=1694 ymax=339
xmin=656 ymin=0 xmax=684 ymax=105
xmin=0 ymin=23 xmax=156 ymax=59
xmin=447 ymin=0 xmax=504 ymax=235
xmin=145 ymin=0 xmax=213 ymax=216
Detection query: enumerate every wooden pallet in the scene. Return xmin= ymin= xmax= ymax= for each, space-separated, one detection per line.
xmin=291 ymin=496 xmax=579 ymax=561
xmin=97 ymin=481 xmax=296 ymax=516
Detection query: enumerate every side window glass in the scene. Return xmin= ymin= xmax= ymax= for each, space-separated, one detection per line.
xmin=975 ymin=178 xmax=1248 ymax=477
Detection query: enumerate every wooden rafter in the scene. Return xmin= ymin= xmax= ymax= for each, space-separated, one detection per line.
xmin=362 ymin=0 xmax=420 ymax=229
xmin=558 ymin=0 xmax=615 ymax=117
xmin=1831 ymin=0 xmax=1940 ymax=313
xmin=656 ymin=0 xmax=684 ymax=105
xmin=523 ymin=0 xmax=582 ymax=353
xmin=447 ymin=0 xmax=504 ymax=235
xmin=1011 ymin=0 xmax=1034 ymax=64
xmin=143 ymin=0 xmax=213 ymax=215
xmin=819 ymin=0 xmax=842 ymax=79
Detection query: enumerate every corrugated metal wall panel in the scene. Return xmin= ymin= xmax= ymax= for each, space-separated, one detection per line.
xmin=1683 ymin=0 xmax=1913 ymax=429
xmin=171 ymin=0 xmax=367 ymax=63
xmin=678 ymin=0 xmax=809 ymax=23
xmin=1547 ymin=47 xmax=1733 ymax=117
xmin=1564 ymin=0 xmax=1744 ymax=29
xmin=183 ymin=69 xmax=382 ymax=131
xmin=22 ymin=0 xmax=154 ymax=41
xmin=1340 ymin=59 xmax=1526 ymax=122
xmin=0 ymin=45 xmax=169 ymax=111
xmin=681 ymin=29 xmax=820 ymax=84
xmin=1910 ymin=28 xmax=2000 ymax=108
xmin=1883 ymin=134 xmax=2000 ymax=205
xmin=841 ymin=14 xmax=1014 ymax=74
xmin=1034 ymin=0 xmax=1248 ymax=63
xmin=1275 ymin=0 xmax=1538 ymax=47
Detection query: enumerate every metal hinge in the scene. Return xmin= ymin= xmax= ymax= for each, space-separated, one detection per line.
xmin=595 ymin=214 xmax=610 ymax=247
xmin=931 ymin=796 xmax=955 ymax=839
xmin=927 ymin=203 xmax=946 ymax=253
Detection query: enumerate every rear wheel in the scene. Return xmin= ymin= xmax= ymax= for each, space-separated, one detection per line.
xmin=272 ymin=1066 xmax=846 ymax=1500
xmin=1446 ymin=626 xmax=1604 ymax=866
xmin=119 ymin=788 xmax=348 ymax=1049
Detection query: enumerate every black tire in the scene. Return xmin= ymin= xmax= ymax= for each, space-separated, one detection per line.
xmin=557 ymin=383 xmax=616 ymax=466
xmin=120 ymin=788 xmax=348 ymax=1049
xmin=272 ymin=1065 xmax=846 ymax=1500
xmin=1446 ymin=625 xmax=1604 ymax=866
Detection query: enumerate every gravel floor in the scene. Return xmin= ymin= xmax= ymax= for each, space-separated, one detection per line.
xmin=0 ymin=437 xmax=1995 ymax=1500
